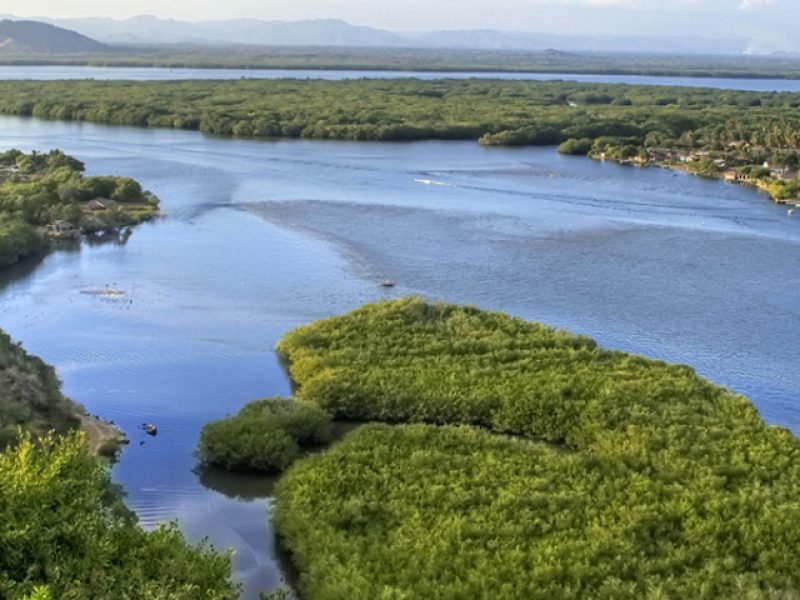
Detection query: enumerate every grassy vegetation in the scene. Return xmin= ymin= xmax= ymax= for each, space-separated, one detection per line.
xmin=271 ymin=298 xmax=800 ymax=599
xmin=197 ymin=397 xmax=332 ymax=473
xmin=0 ymin=78 xmax=798 ymax=203
xmin=0 ymin=432 xmax=238 ymax=599
xmin=2 ymin=46 xmax=800 ymax=79
xmin=0 ymin=148 xmax=159 ymax=269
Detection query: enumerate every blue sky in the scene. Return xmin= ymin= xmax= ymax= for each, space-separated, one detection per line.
xmin=2 ymin=0 xmax=795 ymax=50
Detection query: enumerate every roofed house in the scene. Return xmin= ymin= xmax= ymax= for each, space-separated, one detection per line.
xmin=86 ymin=198 xmax=118 ymax=211
xmin=768 ymin=167 xmax=797 ymax=182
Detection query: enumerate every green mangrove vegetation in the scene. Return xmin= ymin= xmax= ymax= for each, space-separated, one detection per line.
xmin=0 ymin=148 xmax=159 ymax=268
xmin=0 ymin=432 xmax=238 ymax=599
xmin=197 ymin=397 xmax=332 ymax=473
xmin=267 ymin=298 xmax=800 ymax=599
xmin=0 ymin=79 xmax=798 ymax=202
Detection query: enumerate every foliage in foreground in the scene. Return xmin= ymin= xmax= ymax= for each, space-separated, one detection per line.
xmin=197 ymin=397 xmax=332 ymax=473
xmin=0 ymin=432 xmax=238 ymax=599
xmin=274 ymin=297 xmax=800 ymax=599
xmin=0 ymin=328 xmax=78 ymax=449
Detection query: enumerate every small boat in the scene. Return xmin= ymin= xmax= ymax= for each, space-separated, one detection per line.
xmin=380 ymin=279 xmax=395 ymax=288
xmin=789 ymin=208 xmax=795 ymax=217
xmin=141 ymin=423 xmax=158 ymax=437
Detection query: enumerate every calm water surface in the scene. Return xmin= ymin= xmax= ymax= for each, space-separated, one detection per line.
xmin=0 ymin=115 xmax=798 ymax=597
xmin=2 ymin=65 xmax=800 ymax=91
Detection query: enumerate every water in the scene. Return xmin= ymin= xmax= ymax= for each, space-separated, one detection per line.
xmin=0 ymin=115 xmax=798 ymax=597
xmin=2 ymin=65 xmax=800 ymax=92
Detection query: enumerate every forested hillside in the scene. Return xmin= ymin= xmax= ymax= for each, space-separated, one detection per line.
xmin=0 ymin=329 xmax=77 ymax=449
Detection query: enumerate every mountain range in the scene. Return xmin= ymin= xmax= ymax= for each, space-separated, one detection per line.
xmin=0 ymin=15 xmax=750 ymax=55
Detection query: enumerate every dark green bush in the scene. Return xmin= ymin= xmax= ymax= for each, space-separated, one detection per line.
xmin=558 ymin=137 xmax=594 ymax=155
xmin=197 ymin=398 xmax=332 ymax=473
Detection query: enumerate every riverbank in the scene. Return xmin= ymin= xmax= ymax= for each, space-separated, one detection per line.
xmin=593 ymin=156 xmax=800 ymax=208
xmin=78 ymin=413 xmax=127 ymax=457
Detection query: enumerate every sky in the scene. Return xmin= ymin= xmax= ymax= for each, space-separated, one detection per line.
xmin=1 ymin=0 xmax=796 ymax=51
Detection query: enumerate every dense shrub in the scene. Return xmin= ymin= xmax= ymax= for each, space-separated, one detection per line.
xmin=273 ymin=298 xmax=800 ymax=599
xmin=0 ymin=432 xmax=238 ymax=599
xmin=557 ymin=137 xmax=594 ymax=155
xmin=197 ymin=398 xmax=332 ymax=473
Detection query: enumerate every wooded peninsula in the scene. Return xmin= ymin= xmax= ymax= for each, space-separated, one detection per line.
xmin=0 ymin=79 xmax=797 ymax=203
xmin=0 ymin=148 xmax=159 ymax=269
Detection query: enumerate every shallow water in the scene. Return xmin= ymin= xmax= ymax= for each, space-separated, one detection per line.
xmin=0 ymin=114 xmax=798 ymax=597
xmin=2 ymin=65 xmax=800 ymax=92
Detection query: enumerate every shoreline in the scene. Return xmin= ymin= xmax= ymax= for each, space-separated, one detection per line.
xmin=593 ymin=155 xmax=800 ymax=208
xmin=78 ymin=413 xmax=128 ymax=457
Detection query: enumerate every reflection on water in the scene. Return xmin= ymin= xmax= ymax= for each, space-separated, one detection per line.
xmin=0 ymin=114 xmax=798 ymax=597
xmin=196 ymin=466 xmax=279 ymax=502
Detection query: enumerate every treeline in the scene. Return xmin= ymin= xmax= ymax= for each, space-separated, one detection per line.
xmin=1 ymin=79 xmax=799 ymax=188
xmin=0 ymin=148 xmax=159 ymax=268
xmin=2 ymin=46 xmax=800 ymax=79
xmin=272 ymin=298 xmax=800 ymax=599
xmin=0 ymin=79 xmax=798 ymax=146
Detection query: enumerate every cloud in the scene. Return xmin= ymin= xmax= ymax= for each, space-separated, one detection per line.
xmin=739 ymin=0 xmax=777 ymax=8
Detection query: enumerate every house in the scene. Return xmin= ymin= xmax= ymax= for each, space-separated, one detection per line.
xmin=86 ymin=198 xmax=118 ymax=211
xmin=767 ymin=166 xmax=796 ymax=181
xmin=45 ymin=220 xmax=79 ymax=239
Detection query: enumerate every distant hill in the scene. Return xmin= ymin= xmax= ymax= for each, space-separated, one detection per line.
xmin=0 ymin=14 xmax=750 ymax=55
xmin=18 ymin=16 xmax=403 ymax=47
xmin=0 ymin=19 xmax=106 ymax=53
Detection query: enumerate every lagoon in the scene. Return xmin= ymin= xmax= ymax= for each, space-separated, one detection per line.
xmin=0 ymin=114 xmax=798 ymax=597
